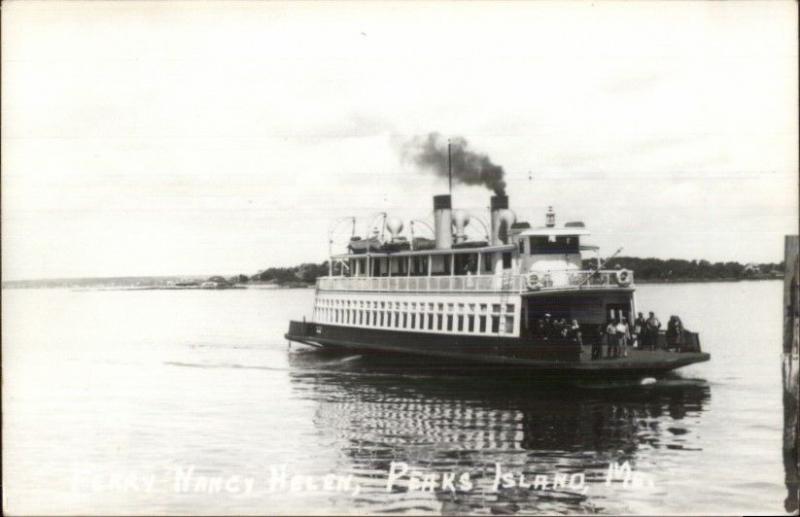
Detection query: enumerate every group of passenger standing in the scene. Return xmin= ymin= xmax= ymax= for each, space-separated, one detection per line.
xmin=590 ymin=311 xmax=664 ymax=360
xmin=637 ymin=311 xmax=665 ymax=350
xmin=532 ymin=314 xmax=583 ymax=345
xmin=531 ymin=310 xmax=684 ymax=359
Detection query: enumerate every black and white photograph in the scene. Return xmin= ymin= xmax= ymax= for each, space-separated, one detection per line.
xmin=2 ymin=1 xmax=798 ymax=515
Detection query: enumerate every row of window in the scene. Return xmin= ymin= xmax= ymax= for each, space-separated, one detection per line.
xmin=313 ymin=297 xmax=517 ymax=336
xmin=518 ymin=236 xmax=580 ymax=255
xmin=317 ymin=298 xmax=514 ymax=313
xmin=343 ymin=252 xmax=513 ymax=277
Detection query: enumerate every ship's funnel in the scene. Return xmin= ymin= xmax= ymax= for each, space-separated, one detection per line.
xmin=490 ymin=195 xmax=515 ymax=245
xmin=433 ymin=194 xmax=453 ymax=249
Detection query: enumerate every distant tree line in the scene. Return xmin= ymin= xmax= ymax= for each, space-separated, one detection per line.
xmin=586 ymin=256 xmax=785 ymax=282
xmin=249 ymin=262 xmax=330 ymax=285
xmin=244 ymin=257 xmax=785 ymax=286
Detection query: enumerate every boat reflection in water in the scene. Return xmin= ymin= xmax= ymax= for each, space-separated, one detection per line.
xmin=288 ymin=349 xmax=710 ymax=515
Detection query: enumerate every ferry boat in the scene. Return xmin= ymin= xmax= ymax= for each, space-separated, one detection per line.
xmin=285 ymin=193 xmax=710 ymax=378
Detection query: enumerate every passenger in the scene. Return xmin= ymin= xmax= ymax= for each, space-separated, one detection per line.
xmin=675 ymin=316 xmax=684 ymax=347
xmin=553 ymin=318 xmax=562 ymax=339
xmin=633 ymin=312 xmax=646 ymax=348
xmin=616 ymin=318 xmax=631 ymax=357
xmin=542 ymin=314 xmax=555 ymax=339
xmin=533 ymin=319 xmax=546 ymax=338
xmin=666 ymin=316 xmax=676 ymax=349
xmin=557 ymin=318 xmax=570 ymax=339
xmin=645 ymin=311 xmax=661 ymax=350
xmin=569 ymin=319 xmax=583 ymax=346
xmin=591 ymin=325 xmax=603 ymax=360
xmin=666 ymin=315 xmax=684 ymax=351
xmin=605 ymin=318 xmax=618 ymax=358
xmin=465 ymin=256 xmax=477 ymax=275
xmin=542 ymin=314 xmax=553 ymax=340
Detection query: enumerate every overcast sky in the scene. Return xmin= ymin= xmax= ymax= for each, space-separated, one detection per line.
xmin=2 ymin=1 xmax=797 ymax=280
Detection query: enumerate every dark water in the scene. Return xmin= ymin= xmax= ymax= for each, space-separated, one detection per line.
xmin=2 ymin=281 xmax=795 ymax=514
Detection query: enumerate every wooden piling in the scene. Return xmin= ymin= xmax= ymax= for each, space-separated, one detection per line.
xmin=783 ymin=235 xmax=799 ymax=513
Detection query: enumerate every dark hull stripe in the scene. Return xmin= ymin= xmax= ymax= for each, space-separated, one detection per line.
xmin=285 ymin=321 xmax=710 ymax=374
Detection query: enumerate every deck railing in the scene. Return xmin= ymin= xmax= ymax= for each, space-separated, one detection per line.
xmin=316 ymin=270 xmax=632 ymax=293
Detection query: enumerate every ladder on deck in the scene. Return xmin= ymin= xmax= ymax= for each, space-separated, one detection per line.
xmin=499 ymin=270 xmax=515 ymax=306
xmin=497 ymin=271 xmax=518 ymax=336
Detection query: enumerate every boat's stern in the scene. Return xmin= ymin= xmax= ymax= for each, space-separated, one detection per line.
xmin=285 ymin=319 xmax=322 ymax=347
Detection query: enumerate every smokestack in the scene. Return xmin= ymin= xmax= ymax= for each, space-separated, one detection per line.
xmin=433 ymin=194 xmax=453 ymax=249
xmin=490 ymin=195 xmax=509 ymax=245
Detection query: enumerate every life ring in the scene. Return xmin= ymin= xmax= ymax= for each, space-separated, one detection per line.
xmin=526 ymin=272 xmax=542 ymax=290
xmin=616 ymin=269 xmax=633 ymax=286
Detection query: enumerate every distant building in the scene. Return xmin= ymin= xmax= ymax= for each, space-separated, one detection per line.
xmin=743 ymin=263 xmax=762 ymax=275
xmin=201 ymin=276 xmax=233 ymax=289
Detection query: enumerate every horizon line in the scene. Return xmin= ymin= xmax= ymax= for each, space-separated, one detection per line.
xmin=1 ymin=254 xmax=787 ymax=285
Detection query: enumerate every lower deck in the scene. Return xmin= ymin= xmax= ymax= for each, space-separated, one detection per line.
xmin=311 ymin=287 xmax=641 ymax=345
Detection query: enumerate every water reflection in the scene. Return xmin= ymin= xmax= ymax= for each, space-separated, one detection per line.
xmin=288 ymin=350 xmax=710 ymax=514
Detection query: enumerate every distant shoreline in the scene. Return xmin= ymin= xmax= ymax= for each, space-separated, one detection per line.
xmin=2 ymin=256 xmax=784 ymax=290
xmin=1 ymin=276 xmax=781 ymax=290
xmin=634 ymin=276 xmax=782 ymax=285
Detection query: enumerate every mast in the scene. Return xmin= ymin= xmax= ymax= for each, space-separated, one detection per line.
xmin=448 ymin=139 xmax=452 ymax=195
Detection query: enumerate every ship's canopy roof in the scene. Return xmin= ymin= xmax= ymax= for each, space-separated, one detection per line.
xmin=331 ymin=243 xmax=516 ymax=260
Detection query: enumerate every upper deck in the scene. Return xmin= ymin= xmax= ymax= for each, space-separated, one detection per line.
xmin=322 ymin=193 xmax=634 ymax=296
xmin=317 ymin=269 xmax=633 ymax=294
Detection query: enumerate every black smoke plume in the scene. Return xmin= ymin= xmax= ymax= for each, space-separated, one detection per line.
xmin=400 ymin=132 xmax=507 ymax=195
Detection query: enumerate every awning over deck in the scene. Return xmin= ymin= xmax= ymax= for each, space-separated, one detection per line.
xmin=331 ymin=244 xmax=516 ymax=260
